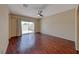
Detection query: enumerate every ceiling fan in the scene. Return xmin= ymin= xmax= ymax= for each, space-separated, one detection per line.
xmin=23 ymin=4 xmax=44 ymax=17
xmin=37 ymin=9 xmax=43 ymax=17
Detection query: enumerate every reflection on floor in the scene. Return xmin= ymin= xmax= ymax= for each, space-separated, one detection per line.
xmin=6 ymin=33 xmax=77 ymax=54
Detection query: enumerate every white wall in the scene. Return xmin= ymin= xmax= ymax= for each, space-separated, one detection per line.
xmin=41 ymin=9 xmax=75 ymax=41
xmin=0 ymin=5 xmax=9 ymax=53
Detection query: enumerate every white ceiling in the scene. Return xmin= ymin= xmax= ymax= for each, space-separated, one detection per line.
xmin=8 ymin=4 xmax=76 ymax=18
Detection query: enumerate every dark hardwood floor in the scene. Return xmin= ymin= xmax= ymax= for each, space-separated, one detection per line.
xmin=6 ymin=33 xmax=77 ymax=54
xmin=77 ymin=51 xmax=79 ymax=54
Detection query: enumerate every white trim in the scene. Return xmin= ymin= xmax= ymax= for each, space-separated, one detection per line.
xmin=75 ymin=4 xmax=78 ymax=50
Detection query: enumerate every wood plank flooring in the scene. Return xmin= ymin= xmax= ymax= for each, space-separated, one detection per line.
xmin=6 ymin=33 xmax=77 ymax=54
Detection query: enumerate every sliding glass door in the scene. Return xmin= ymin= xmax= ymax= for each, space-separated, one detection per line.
xmin=21 ymin=21 xmax=34 ymax=35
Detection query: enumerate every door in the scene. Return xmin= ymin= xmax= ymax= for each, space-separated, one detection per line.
xmin=21 ymin=21 xmax=34 ymax=35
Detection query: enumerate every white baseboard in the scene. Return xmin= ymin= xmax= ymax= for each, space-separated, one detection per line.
xmin=0 ymin=40 xmax=9 ymax=54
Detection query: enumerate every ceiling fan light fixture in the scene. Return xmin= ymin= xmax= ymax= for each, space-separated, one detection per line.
xmin=37 ymin=9 xmax=43 ymax=17
xmin=37 ymin=14 xmax=40 ymax=16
